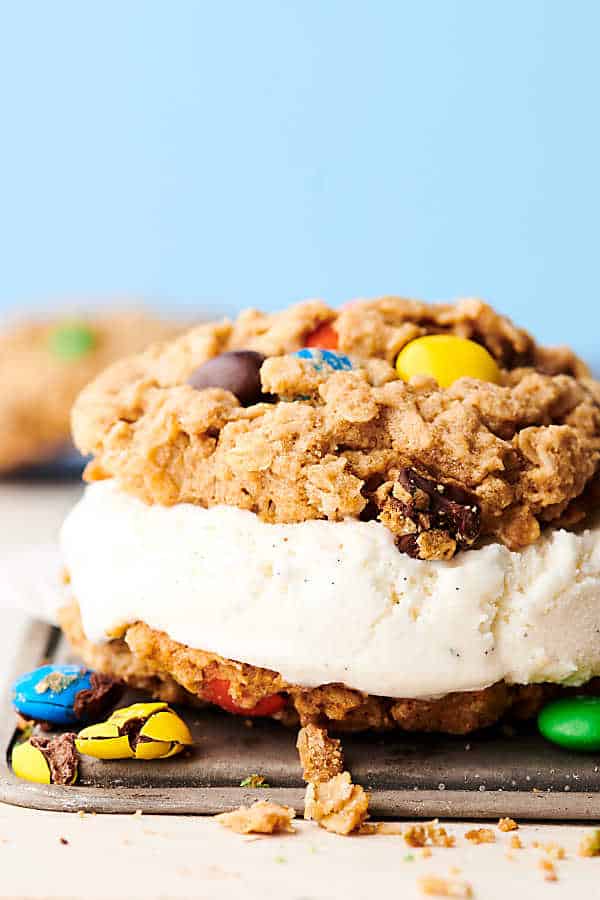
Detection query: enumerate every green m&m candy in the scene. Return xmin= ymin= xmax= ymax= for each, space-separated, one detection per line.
xmin=538 ymin=696 xmax=600 ymax=751
xmin=48 ymin=323 xmax=96 ymax=360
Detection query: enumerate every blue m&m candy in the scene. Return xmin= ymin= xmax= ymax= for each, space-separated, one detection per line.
xmin=13 ymin=664 xmax=122 ymax=726
xmin=293 ymin=348 xmax=353 ymax=373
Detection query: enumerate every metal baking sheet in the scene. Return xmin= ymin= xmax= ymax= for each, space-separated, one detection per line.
xmin=1 ymin=620 xmax=599 ymax=819
xmin=5 ymin=449 xmax=87 ymax=481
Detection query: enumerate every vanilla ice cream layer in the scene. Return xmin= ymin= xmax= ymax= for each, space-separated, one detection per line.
xmin=61 ymin=480 xmax=600 ymax=700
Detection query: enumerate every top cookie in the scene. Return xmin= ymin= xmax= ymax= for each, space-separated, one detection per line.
xmin=72 ymin=297 xmax=600 ymax=559
xmin=0 ymin=311 xmax=181 ymax=473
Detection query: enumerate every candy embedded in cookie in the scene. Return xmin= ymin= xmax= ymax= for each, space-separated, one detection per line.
xmin=293 ymin=348 xmax=353 ymax=373
xmin=305 ymin=321 xmax=339 ymax=350
xmin=396 ymin=334 xmax=502 ymax=387
xmin=203 ymin=679 xmax=286 ymax=717
xmin=187 ymin=350 xmax=270 ymax=406
xmin=373 ymin=467 xmax=481 ymax=560
xmin=48 ymin=322 xmax=96 ymax=360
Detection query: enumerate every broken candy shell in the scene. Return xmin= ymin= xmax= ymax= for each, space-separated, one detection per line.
xmin=76 ymin=702 xmax=192 ymax=760
xmin=139 ymin=709 xmax=193 ymax=745
xmin=13 ymin=665 xmax=95 ymax=725
xmin=11 ymin=740 xmax=52 ymax=784
xmin=11 ymin=734 xmax=78 ymax=785
xmin=75 ymin=721 xmax=134 ymax=760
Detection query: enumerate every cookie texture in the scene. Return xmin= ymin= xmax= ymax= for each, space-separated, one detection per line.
xmin=297 ymin=724 xmax=344 ymax=783
xmin=59 ymin=600 xmax=600 ymax=735
xmin=72 ymin=297 xmax=600 ymax=556
xmin=0 ymin=311 xmax=181 ymax=472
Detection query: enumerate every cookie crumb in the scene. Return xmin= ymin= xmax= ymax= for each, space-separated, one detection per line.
xmin=404 ymin=820 xmax=455 ymax=849
xmin=543 ymin=843 xmax=565 ymax=861
xmin=358 ymin=822 xmax=404 ymax=835
xmin=216 ymin=801 xmax=295 ymax=835
xmin=296 ymin=724 xmax=344 ymax=783
xmin=497 ymin=817 xmax=518 ymax=832
xmin=509 ymin=835 xmax=523 ymax=850
xmin=404 ymin=825 xmax=428 ymax=848
xmin=538 ymin=858 xmax=558 ymax=882
xmin=579 ymin=829 xmax=600 ymax=857
xmin=418 ymin=874 xmax=473 ymax=897
xmin=59 ymin=837 xmax=69 ymax=846
xmin=465 ymin=827 xmax=495 ymax=844
xmin=304 ymin=771 xmax=369 ymax=835
xmin=428 ymin=820 xmax=456 ymax=848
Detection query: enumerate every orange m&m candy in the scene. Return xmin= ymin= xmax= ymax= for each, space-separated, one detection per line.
xmin=305 ymin=322 xmax=339 ymax=350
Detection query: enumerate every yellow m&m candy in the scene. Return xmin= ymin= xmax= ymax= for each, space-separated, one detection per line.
xmin=395 ymin=335 xmax=501 ymax=388
xmin=76 ymin=702 xmax=192 ymax=761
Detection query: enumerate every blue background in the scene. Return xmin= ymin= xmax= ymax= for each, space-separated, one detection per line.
xmin=0 ymin=1 xmax=598 ymax=363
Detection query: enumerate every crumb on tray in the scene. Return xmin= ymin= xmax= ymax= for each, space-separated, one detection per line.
xmin=215 ymin=800 xmax=295 ymax=835
xmin=304 ymin=771 xmax=369 ymax=836
xmin=418 ymin=874 xmax=473 ymax=897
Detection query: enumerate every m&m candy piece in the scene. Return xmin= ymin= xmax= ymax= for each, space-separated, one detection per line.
xmin=12 ymin=733 xmax=79 ymax=785
xmin=305 ymin=322 xmax=339 ymax=350
xmin=76 ymin=702 xmax=192 ymax=760
xmin=12 ymin=665 xmax=122 ymax=726
xmin=48 ymin=323 xmax=96 ymax=360
xmin=538 ymin=696 xmax=600 ymax=752
xmin=395 ymin=335 xmax=501 ymax=388
xmin=293 ymin=348 xmax=352 ymax=373
xmin=204 ymin=679 xmax=286 ymax=717
xmin=187 ymin=350 xmax=269 ymax=406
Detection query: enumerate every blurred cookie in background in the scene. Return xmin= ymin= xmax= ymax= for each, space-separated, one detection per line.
xmin=0 ymin=310 xmax=182 ymax=475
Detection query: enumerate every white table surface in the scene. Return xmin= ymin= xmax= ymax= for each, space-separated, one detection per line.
xmin=0 ymin=480 xmax=598 ymax=900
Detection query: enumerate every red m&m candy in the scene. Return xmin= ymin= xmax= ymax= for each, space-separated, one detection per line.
xmin=204 ymin=679 xmax=286 ymax=717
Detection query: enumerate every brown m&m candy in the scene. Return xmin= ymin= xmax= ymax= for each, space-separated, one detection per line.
xmin=187 ymin=351 xmax=267 ymax=406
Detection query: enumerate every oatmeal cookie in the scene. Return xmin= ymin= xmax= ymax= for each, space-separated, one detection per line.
xmin=0 ymin=311 xmax=181 ymax=472
xmin=71 ymin=297 xmax=600 ymax=555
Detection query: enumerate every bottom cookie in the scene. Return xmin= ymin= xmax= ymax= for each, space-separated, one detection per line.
xmin=59 ymin=600 xmax=600 ymax=736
